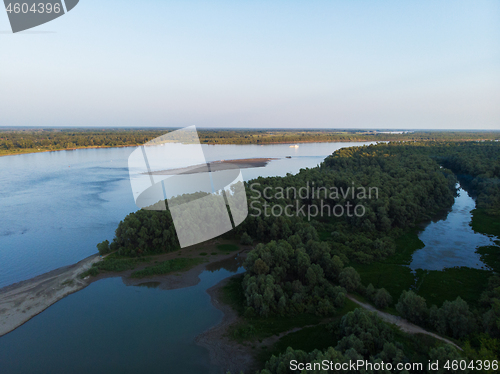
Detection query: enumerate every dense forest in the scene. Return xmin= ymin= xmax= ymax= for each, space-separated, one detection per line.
xmin=0 ymin=128 xmax=499 ymax=156
xmin=94 ymin=140 xmax=500 ymax=372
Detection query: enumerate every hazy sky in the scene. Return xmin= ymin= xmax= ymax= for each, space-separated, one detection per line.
xmin=1 ymin=1 xmax=499 ymax=129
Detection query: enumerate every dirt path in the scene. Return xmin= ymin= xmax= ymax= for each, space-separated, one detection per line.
xmin=347 ymin=295 xmax=462 ymax=351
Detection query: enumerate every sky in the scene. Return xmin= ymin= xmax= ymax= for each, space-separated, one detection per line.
xmin=0 ymin=0 xmax=499 ymax=130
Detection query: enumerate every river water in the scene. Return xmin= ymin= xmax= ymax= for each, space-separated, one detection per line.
xmin=0 ymin=142 xmax=371 ymax=288
xmin=410 ymin=186 xmax=497 ymax=271
xmin=1 ymin=143 xmax=495 ymax=374
xmin=0 ymin=142 xmax=370 ymax=374
xmin=0 ymin=259 xmax=245 ymax=374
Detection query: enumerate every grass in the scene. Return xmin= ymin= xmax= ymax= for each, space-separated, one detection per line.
xmin=478 ymin=245 xmax=500 ymax=273
xmin=415 ymin=267 xmax=492 ymax=307
xmin=217 ymin=244 xmax=239 ymax=252
xmin=353 ymin=228 xmax=493 ymax=308
xmin=384 ymin=229 xmax=425 ymax=265
xmin=257 ymin=299 xmax=359 ymax=362
xmin=199 ymin=252 xmax=208 ymax=256
xmin=353 ymin=230 xmax=424 ymax=302
xmin=257 ymin=302 xmax=450 ymax=368
xmin=471 ymin=209 xmax=500 ymax=237
xmin=80 ymin=257 xmax=149 ymax=277
xmin=353 ymin=262 xmax=415 ymax=302
xmin=130 ymin=258 xmax=203 ymax=278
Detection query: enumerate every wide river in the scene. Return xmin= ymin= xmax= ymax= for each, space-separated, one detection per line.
xmin=0 ymin=142 xmax=370 ymax=374
xmin=1 ymin=142 xmax=496 ymax=374
xmin=0 ymin=142 xmax=372 ymax=289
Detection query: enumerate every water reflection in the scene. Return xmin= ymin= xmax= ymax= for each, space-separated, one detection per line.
xmin=0 ymin=266 xmax=244 ymax=374
xmin=410 ymin=187 xmax=497 ymax=271
xmin=205 ymin=254 xmax=245 ymax=273
xmin=134 ymin=281 xmax=161 ymax=288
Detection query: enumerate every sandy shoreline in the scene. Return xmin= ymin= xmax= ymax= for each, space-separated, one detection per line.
xmin=0 ymin=243 xmax=258 ymax=373
xmin=0 ymin=254 xmax=101 ymax=337
xmin=146 ymin=158 xmax=277 ymax=176
xmin=0 ymin=243 xmax=249 ymax=339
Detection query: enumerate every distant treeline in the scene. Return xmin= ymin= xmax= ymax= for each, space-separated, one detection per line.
xmin=1 ymin=128 xmax=499 ymax=155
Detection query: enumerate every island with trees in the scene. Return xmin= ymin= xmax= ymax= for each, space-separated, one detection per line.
xmin=82 ymin=138 xmax=500 ymax=373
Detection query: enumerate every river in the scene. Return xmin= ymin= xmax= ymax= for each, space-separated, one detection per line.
xmin=0 ymin=141 xmax=373 ymax=374
xmin=0 ymin=142 xmax=372 ymax=288
xmin=410 ymin=186 xmax=497 ymax=271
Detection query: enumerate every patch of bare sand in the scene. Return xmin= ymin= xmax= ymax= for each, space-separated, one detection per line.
xmin=0 ymin=254 xmax=101 ymax=337
xmin=0 ymin=240 xmax=249 ymax=338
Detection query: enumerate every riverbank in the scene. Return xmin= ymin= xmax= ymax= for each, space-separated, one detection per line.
xmin=0 ymin=241 xmax=250 ymax=338
xmin=0 ymin=254 xmax=101 ymax=337
xmin=196 ymin=276 xmax=256 ymax=374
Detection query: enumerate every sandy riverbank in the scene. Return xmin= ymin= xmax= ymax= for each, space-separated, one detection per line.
xmin=0 ymin=254 xmax=101 ymax=337
xmin=0 ymin=241 xmax=249 ymax=338
xmin=146 ymin=158 xmax=277 ymax=176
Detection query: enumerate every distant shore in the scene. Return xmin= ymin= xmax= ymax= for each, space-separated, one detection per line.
xmin=0 ymin=139 xmax=369 ymax=158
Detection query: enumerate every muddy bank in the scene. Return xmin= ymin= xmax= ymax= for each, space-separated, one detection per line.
xmin=196 ymin=275 xmax=257 ymax=374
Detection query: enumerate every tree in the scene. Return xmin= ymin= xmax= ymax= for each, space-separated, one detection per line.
xmin=429 ymin=345 xmax=468 ymax=374
xmin=396 ymin=290 xmax=428 ymax=325
xmin=240 ymin=232 xmax=253 ymax=245
xmin=339 ymin=267 xmax=361 ymax=292
xmin=96 ymin=240 xmax=110 ymax=255
xmin=374 ymin=288 xmax=392 ymax=309
xmin=430 ymin=297 xmax=476 ymax=339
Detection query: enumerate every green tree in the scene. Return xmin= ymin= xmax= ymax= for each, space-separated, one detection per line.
xmin=339 ymin=267 xmax=361 ymax=292
xmin=373 ymin=288 xmax=392 ymax=309
xmin=396 ymin=290 xmax=428 ymax=325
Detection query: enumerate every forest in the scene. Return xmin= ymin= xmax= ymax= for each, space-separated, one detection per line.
xmin=0 ymin=128 xmax=499 ymax=156
xmin=95 ymin=140 xmax=500 ymax=373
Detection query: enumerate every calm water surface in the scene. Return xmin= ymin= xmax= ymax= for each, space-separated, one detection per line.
xmin=410 ymin=187 xmax=497 ymax=271
xmin=0 ymin=260 xmax=244 ymax=374
xmin=0 ymin=142 xmax=372 ymax=288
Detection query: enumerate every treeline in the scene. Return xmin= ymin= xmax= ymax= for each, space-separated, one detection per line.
xmin=351 ymin=141 xmax=500 ymax=215
xmin=1 ymin=129 xmax=499 ymax=154
xmin=256 ymin=308 xmax=466 ymax=374
xmin=0 ymin=129 xmax=163 ymax=151
xmin=236 ymin=143 xmax=457 ymax=263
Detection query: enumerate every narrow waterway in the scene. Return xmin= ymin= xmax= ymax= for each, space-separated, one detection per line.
xmin=410 ymin=186 xmax=497 ymax=271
